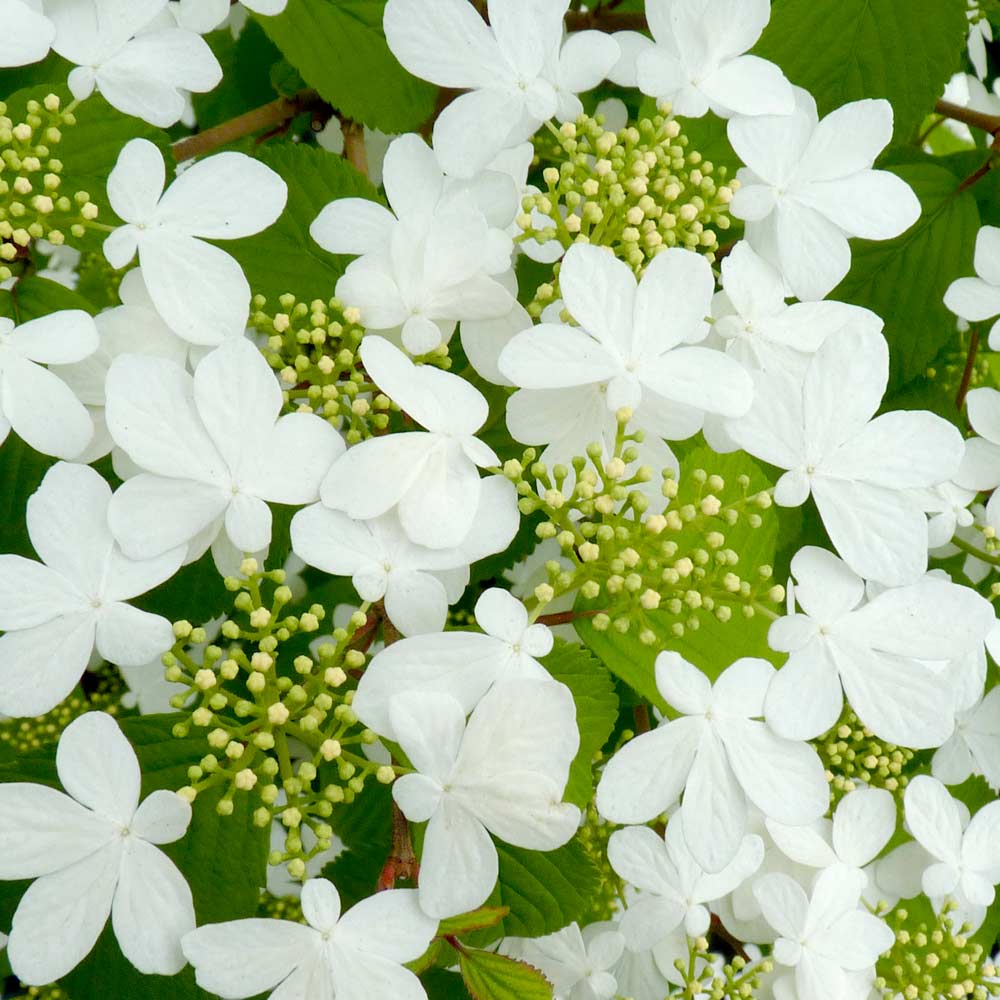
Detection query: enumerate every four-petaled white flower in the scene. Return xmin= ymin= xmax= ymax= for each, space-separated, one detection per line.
xmin=753 ymin=864 xmax=894 ymax=1000
xmin=0 ymin=713 xmax=195 ymax=984
xmin=182 ymin=878 xmax=437 ymax=1000
xmin=389 ymin=680 xmax=581 ymax=917
xmin=0 ymin=0 xmax=54 ymax=67
xmin=290 ymin=479 xmax=517 ymax=637
xmin=765 ymin=547 xmax=995 ymax=747
xmin=729 ymin=89 xmax=920 ymax=301
xmin=103 ymin=138 xmax=287 ymax=344
xmin=727 ymin=325 xmax=965 ymax=585
xmin=596 ymin=653 xmax=828 ymax=873
xmin=613 ymin=0 xmax=793 ymax=119
xmin=0 ymin=462 xmax=182 ymax=718
xmin=933 ymin=687 xmax=1000 ymax=791
xmin=944 ymin=226 xmax=1000 ymax=350
xmin=105 ymin=336 xmax=343 ymax=572
xmin=384 ymin=0 xmax=619 ymax=177
xmin=48 ymin=0 xmax=222 ymax=127
xmin=353 ymin=587 xmax=554 ymax=739
xmin=609 ymin=820 xmax=764 ymax=946
xmin=0 ymin=309 xmax=99 ymax=459
xmin=904 ymin=775 xmax=1000 ymax=932
xmin=512 ymin=923 xmax=626 ymax=1000
xmin=321 ymin=336 xmax=502 ymax=550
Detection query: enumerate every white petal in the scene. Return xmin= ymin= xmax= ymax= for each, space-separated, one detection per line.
xmin=0 ymin=555 xmax=86 ymax=629
xmin=432 ymin=89 xmax=528 ymax=179
xmin=131 ymin=790 xmax=192 ymax=845
xmin=389 ymin=691 xmax=466 ymax=782
xmin=383 ymin=568 xmax=451 ymax=636
xmin=797 ymin=170 xmax=920 ymax=241
xmin=752 ymin=873 xmax=809 ymax=941
xmin=711 ymin=657 xmax=773 ymax=718
xmin=107 ymin=138 xmax=165 ymax=224
xmin=498 ymin=324 xmax=622 ymax=389
xmin=558 ymin=30 xmax=620 ymax=93
xmin=764 ymin=645 xmax=843 ymax=741
xmin=700 ymin=55 xmax=793 ymax=117
xmin=10 ymin=311 xmax=99 ymax=365
xmin=311 ymin=198 xmax=396 ymax=256
xmin=945 ymin=276 xmax=1000 ymax=322
xmin=96 ymin=602 xmax=175 ymax=668
xmin=335 ymin=887 xmax=437 ymax=965
xmin=655 ymin=650 xmax=712 ymax=715
xmin=632 ymin=248 xmax=713 ymax=356
xmin=967 ymin=386 xmax=1000 ymax=443
xmin=772 ymin=199 xmax=853 ymax=302
xmin=0 ymin=0 xmax=55 ymax=66
xmin=559 ymin=244 xmax=636 ymax=354
xmin=796 ymin=99 xmax=893 ymax=182
xmin=961 ymin=799 xmax=1000 ymax=874
xmin=224 ymin=492 xmax=273 ymax=554
xmin=728 ymin=99 xmax=816 ymax=189
xmin=904 ymin=775 xmax=963 ymax=865
xmin=607 ymin=825 xmax=680 ymax=898
xmin=832 ymin=788 xmax=896 ymax=868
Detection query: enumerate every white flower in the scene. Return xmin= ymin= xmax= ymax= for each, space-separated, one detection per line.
xmin=765 ymin=547 xmax=995 ymax=747
xmin=613 ymin=0 xmax=793 ymax=118
xmin=0 ymin=713 xmax=195 ymax=983
xmin=48 ymin=0 xmax=221 ymax=127
xmin=729 ymin=89 xmax=921 ymax=301
xmin=320 ymin=336 xmax=503 ymax=550
xmin=500 ymin=243 xmax=753 ymax=420
xmin=105 ymin=336 xmax=343 ymax=571
xmin=753 ymin=865 xmax=894 ymax=1000
xmin=968 ymin=3 xmax=994 ymax=79
xmin=596 ymin=654 xmax=828 ymax=873
xmin=103 ymin=138 xmax=287 ymax=345
xmin=0 ymin=0 xmax=54 ymax=67
xmin=389 ymin=680 xmax=581 ymax=917
xmin=171 ymin=0 xmax=286 ymax=33
xmin=916 ymin=481 xmax=978 ymax=549
xmin=934 ymin=686 xmax=1000 ymax=790
xmin=54 ymin=268 xmax=189 ymax=464
xmin=946 ymin=228 xmax=1000 ymax=351
xmin=711 ymin=241 xmax=884 ymax=376
xmin=726 ymin=324 xmax=964 ymax=585
xmin=384 ymin=0 xmax=618 ymax=176
xmin=513 ymin=923 xmax=625 ymax=1000
xmin=0 ymin=309 xmax=99 ymax=459
xmin=904 ymin=775 xmax=1000 ymax=931
xmin=353 ymin=587 xmax=553 ymax=739
xmin=182 ymin=878 xmax=436 ymax=1000
xmin=609 ymin=820 xmax=764 ymax=946
xmin=0 ymin=463 xmax=182 ymax=717
xmin=290 ymin=480 xmax=517 ymax=637
xmin=766 ymin=787 xmax=896 ymax=885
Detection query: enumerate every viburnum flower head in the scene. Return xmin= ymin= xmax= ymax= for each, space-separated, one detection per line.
xmin=726 ymin=324 xmax=965 ymax=585
xmin=944 ymin=226 xmax=1000 ymax=350
xmin=320 ymin=336 xmax=503 ymax=550
xmin=904 ymin=775 xmax=1000 ymax=932
xmin=290 ymin=480 xmax=518 ymax=637
xmin=47 ymin=0 xmax=222 ymax=127
xmin=500 ymin=243 xmax=754 ymax=421
xmin=103 ymin=138 xmax=287 ymax=344
xmin=0 ymin=309 xmax=99 ymax=460
xmin=0 ymin=462 xmax=182 ymax=718
xmin=596 ymin=654 xmax=828 ymax=873
xmin=352 ymin=587 xmax=553 ymax=738
xmin=0 ymin=713 xmax=195 ymax=983
xmin=753 ymin=864 xmax=894 ymax=1000
xmin=105 ymin=336 xmax=343 ymax=572
xmin=729 ymin=89 xmax=921 ymax=301
xmin=608 ymin=820 xmax=764 ymax=947
xmin=614 ymin=0 xmax=793 ymax=118
xmin=183 ymin=878 xmax=437 ymax=1000
xmin=764 ymin=547 xmax=996 ymax=747
xmin=388 ymin=680 xmax=581 ymax=917
xmin=383 ymin=0 xmax=619 ymax=176
xmin=0 ymin=0 xmax=54 ymax=67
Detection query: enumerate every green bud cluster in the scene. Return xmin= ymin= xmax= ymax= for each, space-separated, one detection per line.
xmin=501 ymin=411 xmax=783 ymax=638
xmin=519 ymin=107 xmax=735 ymax=314
xmin=165 ymin=559 xmax=396 ymax=881
xmin=0 ymin=94 xmax=98 ymax=280
xmin=671 ymin=935 xmax=772 ymax=1000
xmin=876 ymin=900 xmax=1000 ymax=1000
xmin=813 ymin=707 xmax=916 ymax=804
xmin=11 ymin=986 xmax=71 ymax=1000
xmin=577 ymin=799 xmax=622 ymax=924
xmin=926 ymin=332 xmax=991 ymax=398
xmin=257 ymin=890 xmax=305 ymax=924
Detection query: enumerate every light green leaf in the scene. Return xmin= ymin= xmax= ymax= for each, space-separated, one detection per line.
xmin=541 ymin=640 xmax=618 ymax=808
xmin=225 ymin=142 xmax=379 ymax=306
xmin=831 ymin=163 xmax=980 ymax=388
xmin=438 ymin=906 xmax=510 ymax=937
xmin=459 ymin=948 xmax=553 ymax=1000
xmin=755 ymin=0 xmax=968 ymax=142
xmin=258 ymin=0 xmax=438 ymax=133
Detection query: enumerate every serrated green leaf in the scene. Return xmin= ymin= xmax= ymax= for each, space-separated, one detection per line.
xmin=541 ymin=640 xmax=618 ymax=808
xmin=755 ymin=0 xmax=968 ymax=142
xmin=424 ymin=967 xmax=473 ymax=1000
xmin=831 ymin=163 xmax=980 ymax=388
xmin=258 ymin=0 xmax=437 ymax=133
xmin=438 ymin=905 xmax=510 ymax=937
xmin=225 ymin=142 xmax=378 ymax=306
xmin=459 ymin=948 xmax=553 ymax=1000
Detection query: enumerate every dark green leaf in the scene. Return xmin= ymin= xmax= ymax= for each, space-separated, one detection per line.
xmin=0 ymin=434 xmax=55 ymax=558
xmin=459 ymin=948 xmax=553 ymax=1000
xmin=258 ymin=0 xmax=437 ymax=133
xmin=423 ymin=967 xmax=473 ymax=1000
xmin=831 ymin=163 xmax=980 ymax=388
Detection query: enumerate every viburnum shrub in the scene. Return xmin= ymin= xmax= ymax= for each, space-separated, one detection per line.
xmin=6 ymin=2 xmax=1000 ymax=1000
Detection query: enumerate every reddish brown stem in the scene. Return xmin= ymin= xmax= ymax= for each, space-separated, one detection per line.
xmin=534 ymin=608 xmax=605 ymax=626
xmin=956 ymin=327 xmax=981 ymax=411
xmin=633 ymin=704 xmax=651 ymax=734
xmin=377 ymin=803 xmax=419 ymax=890
xmin=340 ymin=119 xmax=369 ymax=177
xmin=935 ymin=99 xmax=1000 ymax=136
xmin=710 ymin=913 xmax=750 ymax=962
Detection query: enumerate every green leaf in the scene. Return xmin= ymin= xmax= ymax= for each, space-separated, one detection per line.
xmin=0 ymin=434 xmax=54 ymax=558
xmin=541 ymin=640 xmax=618 ymax=808
xmin=576 ymin=446 xmax=781 ymax=706
xmin=424 ymin=967 xmax=473 ymax=1000
xmin=226 ymin=142 xmax=378 ymax=306
xmin=459 ymin=949 xmax=553 ymax=1000
xmin=438 ymin=906 xmax=510 ymax=938
xmin=1 ymin=275 xmax=96 ymax=321
xmin=831 ymin=163 xmax=980 ymax=388
xmin=755 ymin=0 xmax=968 ymax=142
xmin=258 ymin=0 xmax=438 ymax=133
